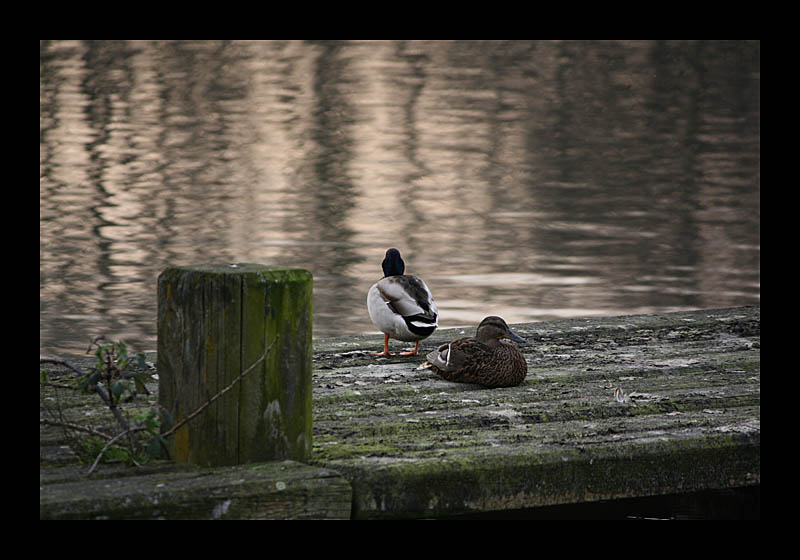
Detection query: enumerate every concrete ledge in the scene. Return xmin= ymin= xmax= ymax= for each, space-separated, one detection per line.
xmin=40 ymin=306 xmax=759 ymax=519
xmin=309 ymin=306 xmax=760 ymax=518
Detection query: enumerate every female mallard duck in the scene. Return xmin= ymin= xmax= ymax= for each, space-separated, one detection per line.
xmin=426 ymin=316 xmax=527 ymax=388
xmin=367 ymin=248 xmax=438 ymax=357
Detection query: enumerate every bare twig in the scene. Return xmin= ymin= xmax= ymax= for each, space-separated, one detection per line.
xmin=87 ymin=335 xmax=106 ymax=353
xmin=40 ymin=382 xmax=75 ymax=390
xmin=39 ymin=418 xmax=112 ymax=440
xmin=40 ymin=358 xmax=86 ymax=377
xmin=86 ymin=426 xmax=150 ymax=476
xmin=161 ymin=337 xmax=277 ymax=439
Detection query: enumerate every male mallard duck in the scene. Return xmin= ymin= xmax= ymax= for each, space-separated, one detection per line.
xmin=367 ymin=248 xmax=438 ymax=356
xmin=426 ymin=316 xmax=527 ymax=388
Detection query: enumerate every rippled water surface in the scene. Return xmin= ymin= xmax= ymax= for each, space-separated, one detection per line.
xmin=40 ymin=40 xmax=760 ymax=355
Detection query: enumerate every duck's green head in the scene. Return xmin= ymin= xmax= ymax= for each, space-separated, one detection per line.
xmin=476 ymin=316 xmax=526 ymax=344
xmin=381 ymin=248 xmax=405 ymax=277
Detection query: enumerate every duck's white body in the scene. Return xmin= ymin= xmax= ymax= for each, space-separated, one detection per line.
xmin=367 ymin=275 xmax=438 ymax=342
xmin=367 ymin=249 xmax=438 ymax=356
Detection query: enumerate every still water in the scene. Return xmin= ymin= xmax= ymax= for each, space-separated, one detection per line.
xmin=40 ymin=40 xmax=760 ymax=356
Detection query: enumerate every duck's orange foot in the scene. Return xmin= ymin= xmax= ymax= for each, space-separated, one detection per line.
xmin=397 ymin=341 xmax=421 ymax=356
xmin=372 ymin=334 xmax=392 ymax=357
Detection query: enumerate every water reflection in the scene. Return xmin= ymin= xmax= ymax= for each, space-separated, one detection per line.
xmin=40 ymin=40 xmax=760 ymax=355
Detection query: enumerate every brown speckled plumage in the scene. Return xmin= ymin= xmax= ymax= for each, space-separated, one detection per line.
xmin=426 ymin=316 xmax=528 ymax=388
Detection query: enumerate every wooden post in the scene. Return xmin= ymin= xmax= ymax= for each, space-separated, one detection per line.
xmin=157 ymin=264 xmax=313 ymax=467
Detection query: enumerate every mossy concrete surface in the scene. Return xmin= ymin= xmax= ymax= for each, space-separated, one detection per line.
xmin=40 ymin=306 xmax=759 ymax=519
xmin=309 ymin=306 xmax=759 ymax=519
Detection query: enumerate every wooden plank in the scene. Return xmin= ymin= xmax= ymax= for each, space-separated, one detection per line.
xmin=309 ymin=306 xmax=760 ymax=519
xmin=40 ymin=461 xmax=351 ymax=520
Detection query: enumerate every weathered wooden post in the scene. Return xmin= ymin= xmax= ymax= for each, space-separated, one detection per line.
xmin=157 ymin=264 xmax=313 ymax=467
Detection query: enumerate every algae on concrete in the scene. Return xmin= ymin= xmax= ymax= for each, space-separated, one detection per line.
xmin=41 ymin=306 xmax=759 ymax=519
xmin=308 ymin=306 xmax=760 ymax=518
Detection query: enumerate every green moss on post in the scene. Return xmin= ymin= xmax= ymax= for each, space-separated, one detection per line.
xmin=157 ymin=264 xmax=313 ymax=467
